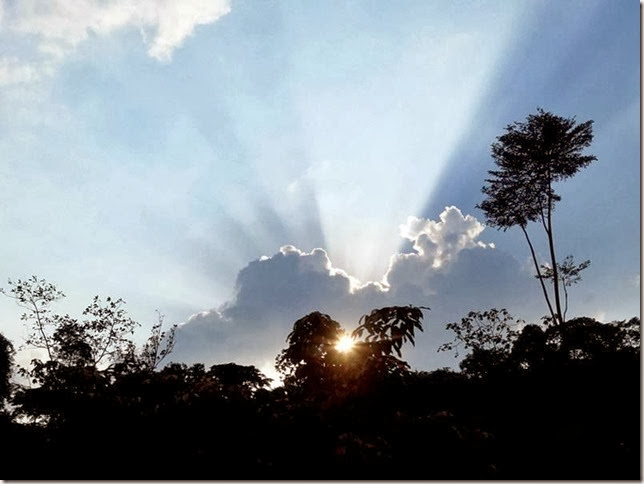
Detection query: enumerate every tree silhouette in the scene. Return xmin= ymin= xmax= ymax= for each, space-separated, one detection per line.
xmin=1 ymin=276 xmax=66 ymax=360
xmin=1 ymin=277 xmax=182 ymax=429
xmin=276 ymin=306 xmax=427 ymax=398
xmin=209 ymin=362 xmax=272 ymax=397
xmin=478 ymin=109 xmax=596 ymax=326
xmin=439 ymin=308 xmax=520 ymax=378
xmin=1 ymin=277 xmax=139 ymax=370
xmin=351 ymin=305 xmax=426 ymax=377
xmin=543 ymin=316 xmax=640 ymax=361
xmin=536 ymin=255 xmax=590 ymax=322
xmin=0 ymin=332 xmax=14 ymax=404
xmin=275 ymin=311 xmax=344 ymax=392
xmin=131 ymin=310 xmax=177 ymax=371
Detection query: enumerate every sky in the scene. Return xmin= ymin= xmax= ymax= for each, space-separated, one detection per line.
xmin=0 ymin=0 xmax=639 ymax=378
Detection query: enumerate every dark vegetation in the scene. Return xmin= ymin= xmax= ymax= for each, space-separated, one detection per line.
xmin=0 ymin=110 xmax=639 ymax=479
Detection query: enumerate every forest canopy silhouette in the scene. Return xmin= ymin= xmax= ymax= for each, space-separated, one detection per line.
xmin=0 ymin=110 xmax=639 ymax=479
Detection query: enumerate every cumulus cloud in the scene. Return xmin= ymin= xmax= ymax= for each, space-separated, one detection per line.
xmin=171 ymin=206 xmax=545 ymax=374
xmin=0 ymin=0 xmax=231 ymax=85
xmin=400 ymin=206 xmax=489 ymax=266
xmin=384 ymin=206 xmax=493 ymax=293
xmin=172 ymin=265 xmax=385 ymax=384
xmin=172 ymin=246 xmax=378 ymax=368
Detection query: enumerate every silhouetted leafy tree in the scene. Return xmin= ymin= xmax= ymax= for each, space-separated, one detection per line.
xmin=1 ymin=276 xmax=66 ymax=360
xmin=1 ymin=277 xmax=181 ymax=430
xmin=139 ymin=311 xmax=176 ymax=369
xmin=509 ymin=323 xmax=551 ymax=371
xmin=478 ymin=109 xmax=596 ymax=326
xmin=119 ymin=310 xmax=177 ymax=372
xmin=351 ymin=305 xmax=427 ymax=377
xmin=439 ymin=308 xmax=520 ymax=378
xmin=543 ymin=316 xmax=640 ymax=361
xmin=275 ymin=311 xmax=344 ymax=392
xmin=276 ymin=306 xmax=427 ymax=395
xmin=209 ymin=362 xmax=272 ymax=398
xmin=2 ymin=277 xmax=139 ymax=371
xmin=536 ymin=255 xmax=590 ymax=321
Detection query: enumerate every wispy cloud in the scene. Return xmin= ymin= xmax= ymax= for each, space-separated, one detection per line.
xmin=0 ymin=0 xmax=231 ymax=86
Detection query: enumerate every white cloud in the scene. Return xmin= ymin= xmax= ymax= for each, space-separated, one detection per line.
xmin=144 ymin=1 xmax=231 ymax=62
xmin=384 ymin=206 xmax=493 ymax=292
xmin=171 ymin=207 xmax=544 ymax=373
xmin=0 ymin=0 xmax=231 ymax=85
xmin=399 ymin=206 xmax=489 ymax=268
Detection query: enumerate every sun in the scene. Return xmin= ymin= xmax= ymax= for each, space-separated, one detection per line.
xmin=335 ymin=334 xmax=355 ymax=353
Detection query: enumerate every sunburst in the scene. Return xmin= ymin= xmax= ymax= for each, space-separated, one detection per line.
xmin=335 ymin=334 xmax=355 ymax=353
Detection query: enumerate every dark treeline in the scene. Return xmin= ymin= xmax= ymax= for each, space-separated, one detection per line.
xmin=0 ymin=279 xmax=639 ymax=479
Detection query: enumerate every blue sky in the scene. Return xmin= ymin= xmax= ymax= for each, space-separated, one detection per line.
xmin=0 ymin=0 xmax=639 ymax=375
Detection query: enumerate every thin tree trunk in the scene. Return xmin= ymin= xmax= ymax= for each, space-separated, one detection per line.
xmin=521 ymin=225 xmax=557 ymax=324
xmin=546 ymin=188 xmax=564 ymax=325
xmin=31 ymin=299 xmax=53 ymax=360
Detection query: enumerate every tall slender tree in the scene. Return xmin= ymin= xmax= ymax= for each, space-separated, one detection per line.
xmin=478 ymin=109 xmax=596 ymax=326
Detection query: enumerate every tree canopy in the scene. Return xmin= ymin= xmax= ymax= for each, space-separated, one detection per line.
xmin=276 ymin=306 xmax=427 ymax=400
